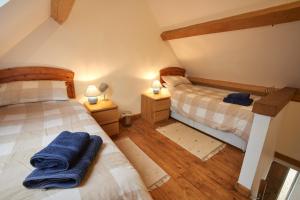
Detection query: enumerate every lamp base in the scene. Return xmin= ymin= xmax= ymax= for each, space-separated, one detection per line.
xmin=88 ymin=97 xmax=98 ymax=104
xmin=153 ymin=88 xmax=160 ymax=94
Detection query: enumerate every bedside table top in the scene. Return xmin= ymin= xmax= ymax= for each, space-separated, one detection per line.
xmin=142 ymin=91 xmax=170 ymax=100
xmin=84 ymin=100 xmax=117 ymax=112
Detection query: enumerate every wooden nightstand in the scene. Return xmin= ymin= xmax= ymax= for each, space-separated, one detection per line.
xmin=141 ymin=92 xmax=171 ymax=124
xmin=84 ymin=100 xmax=119 ymax=137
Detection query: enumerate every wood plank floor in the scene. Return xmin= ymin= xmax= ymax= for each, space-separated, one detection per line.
xmin=115 ymin=118 xmax=249 ymax=200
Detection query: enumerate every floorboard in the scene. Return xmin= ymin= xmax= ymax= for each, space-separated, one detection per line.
xmin=115 ymin=118 xmax=248 ymax=200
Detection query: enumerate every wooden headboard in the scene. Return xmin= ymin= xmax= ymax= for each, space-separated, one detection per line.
xmin=159 ymin=67 xmax=185 ymax=84
xmin=0 ymin=66 xmax=76 ymax=98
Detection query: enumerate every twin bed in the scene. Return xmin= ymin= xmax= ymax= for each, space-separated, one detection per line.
xmin=0 ymin=67 xmax=152 ymax=200
xmin=160 ymin=67 xmax=259 ymax=151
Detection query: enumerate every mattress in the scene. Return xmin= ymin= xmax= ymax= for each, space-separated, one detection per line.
xmin=0 ymin=100 xmax=152 ymax=200
xmin=169 ymin=84 xmax=258 ymax=142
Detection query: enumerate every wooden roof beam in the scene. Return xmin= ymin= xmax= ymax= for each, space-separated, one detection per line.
xmin=161 ymin=1 xmax=300 ymax=40
xmin=51 ymin=0 xmax=75 ymax=24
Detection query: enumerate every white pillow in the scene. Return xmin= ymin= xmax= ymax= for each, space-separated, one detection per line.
xmin=0 ymin=80 xmax=69 ymax=106
xmin=162 ymin=76 xmax=191 ymax=87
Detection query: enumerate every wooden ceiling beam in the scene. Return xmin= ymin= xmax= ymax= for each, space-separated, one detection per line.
xmin=161 ymin=1 xmax=300 ymax=40
xmin=51 ymin=0 xmax=75 ymax=24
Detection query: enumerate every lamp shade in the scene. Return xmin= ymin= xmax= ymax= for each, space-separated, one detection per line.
xmin=152 ymin=80 xmax=161 ymax=89
xmin=85 ymin=85 xmax=101 ymax=97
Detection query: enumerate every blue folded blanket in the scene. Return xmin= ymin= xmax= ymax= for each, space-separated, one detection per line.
xmin=227 ymin=92 xmax=250 ymax=99
xmin=30 ymin=131 xmax=90 ymax=172
xmin=223 ymin=92 xmax=253 ymax=106
xmin=23 ymin=135 xmax=102 ymax=189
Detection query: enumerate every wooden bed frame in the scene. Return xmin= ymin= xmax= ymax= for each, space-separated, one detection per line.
xmin=159 ymin=67 xmax=186 ymax=84
xmin=0 ymin=66 xmax=76 ymax=98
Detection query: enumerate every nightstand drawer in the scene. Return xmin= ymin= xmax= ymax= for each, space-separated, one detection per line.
xmin=153 ymin=110 xmax=169 ymax=122
xmin=102 ymin=122 xmax=119 ymax=136
xmin=92 ymin=109 xmax=119 ymax=125
xmin=153 ymin=99 xmax=171 ymax=111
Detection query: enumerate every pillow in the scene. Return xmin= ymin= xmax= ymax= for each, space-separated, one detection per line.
xmin=161 ymin=76 xmax=191 ymax=87
xmin=0 ymin=80 xmax=69 ymax=106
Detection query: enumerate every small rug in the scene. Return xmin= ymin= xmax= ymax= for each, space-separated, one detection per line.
xmin=156 ymin=122 xmax=226 ymax=161
xmin=115 ymin=137 xmax=170 ymax=191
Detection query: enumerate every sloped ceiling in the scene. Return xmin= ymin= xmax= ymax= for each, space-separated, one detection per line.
xmin=145 ymin=0 xmax=300 ymax=88
xmin=0 ymin=0 xmax=50 ymax=58
xmin=145 ymin=0 xmax=298 ymax=30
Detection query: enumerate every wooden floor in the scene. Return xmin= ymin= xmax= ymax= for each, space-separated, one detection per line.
xmin=115 ymin=118 xmax=248 ymax=200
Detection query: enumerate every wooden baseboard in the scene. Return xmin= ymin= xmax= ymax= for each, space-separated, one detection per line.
xmin=275 ymin=152 xmax=300 ymax=168
xmin=234 ymin=183 xmax=251 ymax=198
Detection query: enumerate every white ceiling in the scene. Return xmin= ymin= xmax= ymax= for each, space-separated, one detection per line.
xmin=0 ymin=0 xmax=50 ymax=58
xmin=145 ymin=0 xmax=298 ymax=30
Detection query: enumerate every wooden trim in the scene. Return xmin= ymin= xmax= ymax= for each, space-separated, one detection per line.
xmin=275 ymin=152 xmax=300 ymax=168
xmin=189 ymin=77 xmax=268 ymax=96
xmin=234 ymin=182 xmax=251 ymax=198
xmin=159 ymin=67 xmax=186 ymax=84
xmin=51 ymin=0 xmax=75 ymax=24
xmin=0 ymin=66 xmax=75 ymax=98
xmin=252 ymin=87 xmax=296 ymax=117
xmin=161 ymin=1 xmax=300 ymax=40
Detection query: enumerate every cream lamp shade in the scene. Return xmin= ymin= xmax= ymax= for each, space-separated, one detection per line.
xmin=85 ymin=85 xmax=101 ymax=104
xmin=152 ymin=80 xmax=161 ymax=94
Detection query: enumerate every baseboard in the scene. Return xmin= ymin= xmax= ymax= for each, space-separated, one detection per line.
xmin=234 ymin=183 xmax=251 ymax=198
xmin=274 ymin=152 xmax=300 ymax=168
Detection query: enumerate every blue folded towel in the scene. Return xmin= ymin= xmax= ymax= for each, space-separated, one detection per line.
xmin=30 ymin=131 xmax=90 ymax=172
xmin=23 ymin=135 xmax=102 ymax=189
xmin=227 ymin=92 xmax=250 ymax=99
xmin=223 ymin=92 xmax=253 ymax=106
xmin=223 ymin=97 xmax=253 ymax=106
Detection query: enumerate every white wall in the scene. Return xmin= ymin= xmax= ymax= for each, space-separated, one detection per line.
xmin=277 ymin=102 xmax=300 ymax=161
xmin=0 ymin=0 xmax=50 ymax=57
xmin=251 ymin=106 xmax=287 ymax=197
xmin=145 ymin=0 xmax=300 ymax=88
xmin=0 ymin=0 xmax=179 ymax=114
xmin=169 ymin=21 xmax=300 ymax=88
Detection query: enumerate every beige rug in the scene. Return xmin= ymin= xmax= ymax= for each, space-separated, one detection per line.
xmin=115 ymin=137 xmax=170 ymax=191
xmin=156 ymin=122 xmax=226 ymax=161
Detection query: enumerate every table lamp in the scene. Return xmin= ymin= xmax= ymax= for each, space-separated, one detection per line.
xmin=152 ymin=80 xmax=161 ymax=94
xmin=85 ymin=85 xmax=101 ymax=104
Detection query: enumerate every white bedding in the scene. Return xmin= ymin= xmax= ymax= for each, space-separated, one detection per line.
xmin=0 ymin=100 xmax=152 ymax=200
xmin=169 ymin=84 xmax=259 ymax=142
